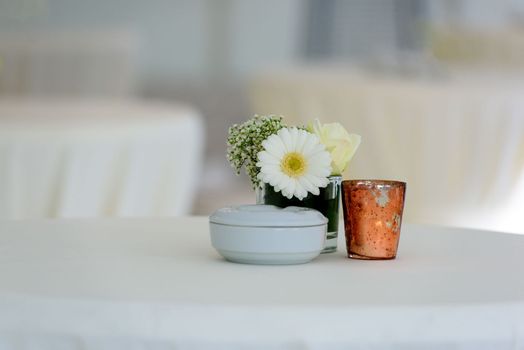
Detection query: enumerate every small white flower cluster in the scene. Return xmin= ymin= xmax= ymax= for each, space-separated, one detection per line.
xmin=227 ymin=115 xmax=286 ymax=188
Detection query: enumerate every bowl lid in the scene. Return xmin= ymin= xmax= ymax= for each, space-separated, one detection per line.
xmin=209 ymin=205 xmax=328 ymax=227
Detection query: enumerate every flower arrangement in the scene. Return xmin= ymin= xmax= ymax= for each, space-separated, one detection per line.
xmin=227 ymin=115 xmax=361 ymax=200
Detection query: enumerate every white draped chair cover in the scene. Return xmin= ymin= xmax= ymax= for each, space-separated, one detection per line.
xmin=250 ymin=69 xmax=524 ymax=233
xmin=0 ymin=99 xmax=204 ymax=219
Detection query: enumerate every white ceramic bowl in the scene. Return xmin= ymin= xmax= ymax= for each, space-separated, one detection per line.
xmin=209 ymin=205 xmax=327 ymax=265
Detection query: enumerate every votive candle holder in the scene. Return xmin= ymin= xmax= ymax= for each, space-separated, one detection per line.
xmin=341 ymin=180 xmax=406 ymax=260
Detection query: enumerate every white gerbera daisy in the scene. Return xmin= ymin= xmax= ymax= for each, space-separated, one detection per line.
xmin=257 ymin=127 xmax=332 ymax=200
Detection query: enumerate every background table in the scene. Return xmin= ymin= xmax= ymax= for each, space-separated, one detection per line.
xmin=250 ymin=67 xmax=524 ymax=234
xmin=0 ymin=217 xmax=523 ymax=349
xmin=0 ymin=98 xmax=204 ymax=219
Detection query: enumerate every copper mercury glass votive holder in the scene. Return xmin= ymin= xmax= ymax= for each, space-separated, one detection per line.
xmin=341 ymin=180 xmax=406 ymax=260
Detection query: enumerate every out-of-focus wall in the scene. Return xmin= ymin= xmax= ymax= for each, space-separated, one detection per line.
xmin=0 ymin=30 xmax=138 ymax=97
xmin=3 ymin=0 xmax=524 ymax=170
xmin=0 ymin=0 xmax=303 ymax=158
xmin=0 ymin=0 xmax=303 ymax=85
xmin=427 ymin=0 xmax=524 ymax=29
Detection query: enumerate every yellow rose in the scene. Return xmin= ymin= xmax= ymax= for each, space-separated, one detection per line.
xmin=307 ymin=119 xmax=361 ymax=175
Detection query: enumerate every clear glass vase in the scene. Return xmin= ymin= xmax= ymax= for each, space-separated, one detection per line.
xmin=256 ymin=176 xmax=342 ymax=253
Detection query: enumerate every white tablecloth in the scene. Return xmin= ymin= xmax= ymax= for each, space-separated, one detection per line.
xmin=0 ymin=217 xmax=522 ymax=349
xmin=0 ymin=98 xmax=204 ymax=219
xmin=250 ymin=68 xmax=524 ymax=234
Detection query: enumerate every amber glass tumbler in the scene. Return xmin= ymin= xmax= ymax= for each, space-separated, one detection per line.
xmin=342 ymin=180 xmax=406 ymax=260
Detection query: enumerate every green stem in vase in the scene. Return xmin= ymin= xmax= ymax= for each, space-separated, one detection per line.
xmin=258 ymin=176 xmax=341 ymax=253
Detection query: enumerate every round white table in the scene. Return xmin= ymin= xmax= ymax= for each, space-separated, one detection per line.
xmin=250 ymin=67 xmax=524 ymax=234
xmin=0 ymin=217 xmax=522 ymax=349
xmin=0 ymin=98 xmax=204 ymax=219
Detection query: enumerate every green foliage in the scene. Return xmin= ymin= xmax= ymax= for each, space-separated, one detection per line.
xmin=227 ymin=115 xmax=286 ymax=188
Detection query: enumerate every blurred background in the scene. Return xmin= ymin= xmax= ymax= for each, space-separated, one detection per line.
xmin=1 ymin=0 xmax=524 ymax=233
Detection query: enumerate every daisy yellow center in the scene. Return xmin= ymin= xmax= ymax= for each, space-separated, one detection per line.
xmin=280 ymin=152 xmax=307 ymax=178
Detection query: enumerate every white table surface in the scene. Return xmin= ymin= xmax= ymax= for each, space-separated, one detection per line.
xmin=0 ymin=217 xmax=523 ymax=349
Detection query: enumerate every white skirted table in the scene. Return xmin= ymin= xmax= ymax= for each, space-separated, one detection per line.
xmin=0 ymin=217 xmax=522 ymax=349
xmin=250 ymin=68 xmax=524 ymax=234
xmin=0 ymin=98 xmax=204 ymax=219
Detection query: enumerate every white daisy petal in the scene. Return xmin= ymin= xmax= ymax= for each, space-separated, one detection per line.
xmin=308 ymin=167 xmax=331 ymax=178
xmin=301 ymin=187 xmax=309 ymax=199
xmin=295 ymin=129 xmax=308 ymax=153
xmin=308 ymin=154 xmax=331 ymax=168
xmin=301 ymin=134 xmax=319 ymax=156
xmin=282 ymin=185 xmax=293 ymax=199
xmin=304 ymin=174 xmax=324 ymax=187
xmin=297 ymin=186 xmax=308 ymax=200
xmin=267 ymin=174 xmax=280 ymax=184
xmin=306 ymin=143 xmax=328 ymax=158
xmin=265 ymin=144 xmax=284 ymax=159
xmin=257 ymin=152 xmax=280 ymax=166
xmin=298 ymin=176 xmax=317 ymax=195
xmin=309 ymin=152 xmax=333 ymax=168
xmin=317 ymin=176 xmax=330 ymax=188
xmin=265 ymin=135 xmax=285 ymax=155
xmin=279 ymin=128 xmax=292 ymax=152
xmin=287 ymin=179 xmax=296 ymax=198
xmin=277 ymin=176 xmax=291 ymax=193
xmin=264 ymin=137 xmax=285 ymax=158
xmin=289 ymin=127 xmax=298 ymax=143
xmin=309 ymin=164 xmax=331 ymax=176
